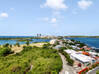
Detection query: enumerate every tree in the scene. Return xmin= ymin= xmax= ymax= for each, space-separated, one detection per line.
xmin=59 ymin=47 xmax=67 ymax=53
xmin=55 ymin=41 xmax=60 ymax=45
xmin=42 ymin=43 xmax=51 ymax=49
xmin=59 ymin=50 xmax=74 ymax=66
xmin=67 ymin=59 xmax=74 ymax=66
xmin=26 ymin=40 xmax=29 ymax=46
xmin=16 ymin=43 xmax=20 ymax=47
xmin=3 ymin=43 xmax=9 ymax=47
xmin=10 ymin=45 xmax=12 ymax=48
xmin=0 ymin=47 xmax=12 ymax=56
xmin=71 ymin=39 xmax=75 ymax=42
xmin=79 ymin=43 xmax=86 ymax=48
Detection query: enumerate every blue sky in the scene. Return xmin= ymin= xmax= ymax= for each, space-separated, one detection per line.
xmin=0 ymin=0 xmax=99 ymax=36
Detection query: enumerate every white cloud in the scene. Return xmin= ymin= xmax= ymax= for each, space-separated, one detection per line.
xmin=40 ymin=0 xmax=68 ymax=10
xmin=10 ymin=8 xmax=15 ymax=10
xmin=0 ymin=12 xmax=8 ymax=18
xmin=38 ymin=17 xmax=49 ymax=22
xmin=43 ymin=17 xmax=49 ymax=21
xmin=39 ymin=17 xmax=58 ymax=27
xmin=78 ymin=0 xmax=93 ymax=10
xmin=51 ymin=18 xmax=57 ymax=23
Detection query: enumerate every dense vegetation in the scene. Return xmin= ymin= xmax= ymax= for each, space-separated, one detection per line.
xmin=59 ymin=48 xmax=74 ymax=66
xmin=96 ymin=70 xmax=99 ymax=74
xmin=0 ymin=46 xmax=62 ymax=74
xmin=0 ymin=47 xmax=12 ymax=56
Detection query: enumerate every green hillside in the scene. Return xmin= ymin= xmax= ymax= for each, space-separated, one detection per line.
xmin=0 ymin=46 xmax=62 ymax=74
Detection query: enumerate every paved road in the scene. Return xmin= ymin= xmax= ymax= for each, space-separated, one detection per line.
xmin=59 ymin=53 xmax=76 ymax=74
xmin=87 ymin=67 xmax=99 ymax=74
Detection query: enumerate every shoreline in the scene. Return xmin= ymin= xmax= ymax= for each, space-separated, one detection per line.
xmin=0 ymin=38 xmax=99 ymax=52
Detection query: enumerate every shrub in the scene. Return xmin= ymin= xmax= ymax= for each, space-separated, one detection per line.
xmin=0 ymin=47 xmax=12 ymax=56
xmin=92 ymin=64 xmax=97 ymax=68
xmin=33 ymin=46 xmax=38 ymax=48
xmin=58 ymin=47 xmax=66 ymax=53
xmin=59 ymin=49 xmax=74 ymax=66
xmin=80 ymin=48 xmax=85 ymax=51
xmin=10 ymin=45 xmax=12 ymax=48
xmin=26 ymin=41 xmax=29 ymax=46
xmin=42 ymin=43 xmax=51 ymax=49
xmin=67 ymin=59 xmax=74 ymax=66
xmin=0 ymin=46 xmax=62 ymax=74
xmin=71 ymin=39 xmax=75 ymax=42
xmin=55 ymin=41 xmax=60 ymax=45
xmin=63 ymin=41 xmax=68 ymax=44
xmin=23 ymin=46 xmax=32 ymax=52
xmin=67 ymin=46 xmax=73 ymax=49
xmin=11 ymin=66 xmax=21 ymax=72
xmin=3 ymin=43 xmax=9 ymax=47
xmin=15 ymin=43 xmax=20 ymax=47
xmin=78 ymin=43 xmax=86 ymax=48
xmin=60 ymin=47 xmax=66 ymax=50
xmin=64 ymin=53 xmax=74 ymax=66
xmin=68 ymin=43 xmax=75 ymax=45
xmin=96 ymin=70 xmax=99 ymax=74
xmin=52 ymin=44 xmax=57 ymax=47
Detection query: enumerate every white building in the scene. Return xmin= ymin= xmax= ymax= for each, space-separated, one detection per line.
xmin=64 ymin=50 xmax=95 ymax=65
xmin=71 ymin=45 xmax=80 ymax=49
xmin=50 ymin=39 xmax=58 ymax=45
xmin=71 ymin=53 xmax=95 ymax=65
xmin=64 ymin=50 xmax=77 ymax=54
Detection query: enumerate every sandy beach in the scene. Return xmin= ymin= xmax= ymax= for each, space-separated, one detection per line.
xmin=11 ymin=42 xmax=47 ymax=53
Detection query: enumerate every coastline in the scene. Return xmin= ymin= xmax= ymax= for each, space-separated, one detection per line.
xmin=64 ymin=36 xmax=99 ymax=38
xmin=0 ymin=36 xmax=99 ymax=50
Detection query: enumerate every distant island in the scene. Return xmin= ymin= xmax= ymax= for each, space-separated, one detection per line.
xmin=0 ymin=36 xmax=99 ymax=41
xmin=64 ymin=36 xmax=99 ymax=38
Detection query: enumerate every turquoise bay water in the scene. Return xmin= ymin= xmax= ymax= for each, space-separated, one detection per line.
xmin=0 ymin=39 xmax=51 ymax=45
xmin=66 ymin=38 xmax=99 ymax=48
xmin=0 ymin=36 xmax=99 ymax=48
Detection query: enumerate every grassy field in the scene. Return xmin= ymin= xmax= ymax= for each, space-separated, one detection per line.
xmin=0 ymin=46 xmax=62 ymax=74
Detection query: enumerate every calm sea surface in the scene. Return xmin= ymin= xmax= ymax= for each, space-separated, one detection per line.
xmin=0 ymin=36 xmax=99 ymax=48
xmin=66 ymin=38 xmax=99 ymax=48
xmin=0 ymin=36 xmax=50 ymax=45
